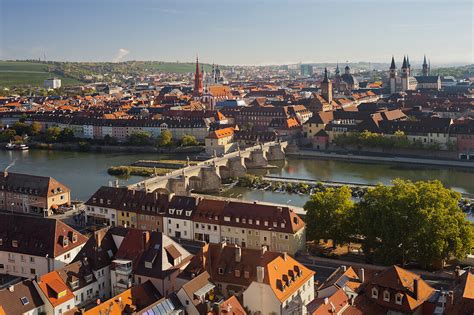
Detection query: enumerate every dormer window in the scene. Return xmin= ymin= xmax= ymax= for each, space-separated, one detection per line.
xmin=249 ymin=219 xmax=253 ymax=224
xmin=264 ymin=221 xmax=268 ymax=226
xmin=281 ymin=223 xmax=285 ymax=228
xmin=236 ymin=218 xmax=240 ymax=223
xmin=383 ymin=290 xmax=390 ymax=302
xmin=218 ymin=268 xmax=224 ymax=275
xmin=185 ymin=210 xmax=192 ymax=217
xmin=242 ymin=218 xmax=246 ymax=224
xmin=99 ymin=198 xmax=103 ymax=204
xmin=234 ymin=269 xmax=240 ymax=277
xmin=84 ymin=274 xmax=93 ymax=283
xmin=273 ymin=222 xmax=277 ymax=228
xmin=395 ymin=293 xmax=403 ymax=305
xmin=107 ymin=200 xmax=111 ymax=205
xmin=69 ymin=280 xmax=79 ymax=290
xmin=371 ymin=287 xmax=379 ymax=299
xmin=244 ymin=271 xmax=250 ymax=279
xmin=256 ymin=220 xmax=260 ymax=225
xmin=12 ymin=240 xmax=18 ymax=248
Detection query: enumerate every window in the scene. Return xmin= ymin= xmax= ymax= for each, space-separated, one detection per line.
xmin=30 ymin=268 xmax=36 ymax=275
xmin=395 ymin=293 xmax=403 ymax=305
xmin=383 ymin=290 xmax=390 ymax=302
xmin=218 ymin=268 xmax=224 ymax=275
xmin=371 ymin=288 xmax=378 ymax=299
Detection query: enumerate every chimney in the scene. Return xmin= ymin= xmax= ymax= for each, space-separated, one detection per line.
xmin=324 ymin=297 xmax=329 ymax=305
xmin=220 ymin=240 xmax=226 ymax=249
xmin=235 ymin=246 xmax=242 ymax=263
xmin=8 ymin=285 xmax=14 ymax=292
xmin=455 ymin=266 xmax=461 ymax=278
xmin=341 ymin=265 xmax=347 ymax=272
xmin=256 ymin=266 xmax=265 ymax=283
xmin=282 ymin=252 xmax=288 ymax=261
xmin=142 ymin=231 xmax=150 ymax=250
xmin=413 ymin=279 xmax=418 ymax=300
xmin=115 ymin=179 xmax=119 ymax=187
xmin=359 ymin=268 xmax=365 ymax=283
xmin=261 ymin=245 xmax=267 ymax=255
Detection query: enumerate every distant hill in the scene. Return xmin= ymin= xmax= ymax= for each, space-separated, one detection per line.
xmin=0 ymin=61 xmax=83 ymax=88
xmin=0 ymin=60 xmax=214 ymax=88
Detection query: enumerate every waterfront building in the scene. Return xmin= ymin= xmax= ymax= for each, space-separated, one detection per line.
xmin=0 ymin=214 xmax=87 ymax=278
xmin=205 ymin=126 xmax=236 ymax=156
xmin=193 ymin=199 xmax=226 ymax=244
xmin=0 ymin=172 xmax=71 ymax=216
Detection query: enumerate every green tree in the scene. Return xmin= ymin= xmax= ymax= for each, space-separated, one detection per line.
xmin=354 ymin=179 xmax=473 ymax=268
xmin=304 ymin=186 xmax=354 ymax=247
xmin=59 ymin=128 xmax=75 ymax=142
xmin=12 ymin=122 xmax=31 ymax=136
xmin=45 ymin=127 xmax=61 ymax=143
xmin=30 ymin=122 xmax=42 ymax=136
xmin=0 ymin=129 xmax=16 ymax=142
xmin=180 ymin=134 xmax=199 ymax=146
xmin=128 ymin=131 xmax=152 ymax=146
xmin=157 ymin=130 xmax=173 ymax=147
xmin=103 ymin=134 xmax=118 ymax=145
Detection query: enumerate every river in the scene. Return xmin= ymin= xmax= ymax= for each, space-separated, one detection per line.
xmin=1 ymin=150 xmax=474 ymax=207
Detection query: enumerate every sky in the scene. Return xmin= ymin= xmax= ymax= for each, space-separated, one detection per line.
xmin=0 ymin=0 xmax=473 ymax=66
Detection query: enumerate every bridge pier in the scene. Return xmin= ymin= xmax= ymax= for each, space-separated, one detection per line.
xmin=267 ymin=143 xmax=286 ymax=161
xmin=228 ymin=156 xmax=247 ymax=178
xmin=245 ymin=149 xmax=268 ymax=169
xmin=168 ymin=176 xmax=188 ymax=196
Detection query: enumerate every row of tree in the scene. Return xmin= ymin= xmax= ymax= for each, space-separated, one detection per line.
xmin=0 ymin=123 xmax=200 ymax=148
xmin=304 ymin=179 xmax=473 ymax=269
xmin=334 ymin=130 xmax=456 ymax=151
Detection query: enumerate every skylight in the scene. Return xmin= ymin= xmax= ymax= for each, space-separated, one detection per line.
xmin=20 ymin=297 xmax=29 ymax=305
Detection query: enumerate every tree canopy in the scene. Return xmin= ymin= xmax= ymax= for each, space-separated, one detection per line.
xmin=157 ymin=130 xmax=173 ymax=147
xmin=304 ymin=179 xmax=473 ymax=269
xmin=180 ymin=134 xmax=199 ymax=146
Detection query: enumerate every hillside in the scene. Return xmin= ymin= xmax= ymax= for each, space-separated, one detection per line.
xmin=0 ymin=60 xmax=214 ymax=88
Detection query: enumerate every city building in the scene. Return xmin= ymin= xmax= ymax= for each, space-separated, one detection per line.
xmin=0 ymin=280 xmax=45 ymax=315
xmin=44 ymin=78 xmax=61 ymax=89
xmin=389 ymin=55 xmax=441 ymax=93
xmin=0 ymin=214 xmax=87 ymax=278
xmin=0 ymin=172 xmax=71 ymax=216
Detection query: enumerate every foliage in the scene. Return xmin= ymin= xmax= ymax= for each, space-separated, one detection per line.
xmin=59 ymin=128 xmax=75 ymax=142
xmin=45 ymin=127 xmax=61 ymax=143
xmin=333 ymin=130 xmax=448 ymax=151
xmin=11 ymin=122 xmax=31 ymax=136
xmin=180 ymin=134 xmax=199 ymax=146
xmin=107 ymin=166 xmax=168 ymax=177
xmin=127 ymin=131 xmax=152 ymax=146
xmin=304 ymin=186 xmax=354 ymax=247
xmin=353 ymin=179 xmax=473 ymax=268
xmin=157 ymin=130 xmax=173 ymax=147
xmin=0 ymin=129 xmax=16 ymax=142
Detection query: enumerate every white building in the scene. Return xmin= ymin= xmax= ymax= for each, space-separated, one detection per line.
xmin=163 ymin=196 xmax=198 ymax=240
xmin=44 ymin=78 xmax=61 ymax=89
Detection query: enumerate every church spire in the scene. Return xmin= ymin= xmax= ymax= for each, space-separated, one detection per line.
xmin=390 ymin=56 xmax=396 ymax=69
xmin=401 ymin=56 xmax=407 ymax=69
xmin=322 ymin=67 xmax=329 ymax=83
xmin=193 ymin=56 xmax=203 ymax=97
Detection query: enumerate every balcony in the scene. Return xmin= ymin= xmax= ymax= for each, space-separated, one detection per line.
xmin=116 ymin=278 xmax=132 ymax=288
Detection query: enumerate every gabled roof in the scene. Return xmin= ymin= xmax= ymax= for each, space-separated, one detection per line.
xmin=83 ymin=281 xmax=161 ymax=315
xmin=0 ymin=214 xmax=87 ymax=258
xmin=206 ymin=126 xmax=234 ymax=139
xmin=0 ymin=280 xmax=44 ymax=314
xmin=72 ymin=227 xmax=118 ymax=271
xmin=37 ymin=271 xmax=75 ymax=307
xmin=0 ymin=172 xmax=70 ymax=197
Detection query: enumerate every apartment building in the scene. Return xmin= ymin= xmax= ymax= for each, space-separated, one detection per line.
xmin=0 ymin=172 xmax=71 ymax=216
xmin=163 ymin=195 xmax=199 ymax=240
xmin=219 ymin=201 xmax=306 ymax=255
xmin=0 ymin=214 xmax=87 ymax=278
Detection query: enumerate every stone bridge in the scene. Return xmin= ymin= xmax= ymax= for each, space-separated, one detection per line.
xmin=128 ymin=141 xmax=288 ymax=195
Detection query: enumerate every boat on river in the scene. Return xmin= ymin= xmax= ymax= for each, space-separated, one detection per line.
xmin=5 ymin=143 xmax=29 ymax=150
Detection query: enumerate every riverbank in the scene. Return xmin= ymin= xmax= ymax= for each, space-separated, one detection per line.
xmin=1 ymin=141 xmax=205 ymax=154
xmin=289 ymin=150 xmax=474 ymax=169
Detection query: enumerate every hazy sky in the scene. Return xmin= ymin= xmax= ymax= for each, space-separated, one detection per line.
xmin=1 ymin=0 xmax=472 ymax=65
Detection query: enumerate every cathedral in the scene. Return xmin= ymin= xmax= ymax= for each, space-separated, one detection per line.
xmin=334 ymin=64 xmax=359 ymax=91
xmin=389 ymin=55 xmax=441 ymax=94
xmin=193 ymin=57 xmax=232 ymax=109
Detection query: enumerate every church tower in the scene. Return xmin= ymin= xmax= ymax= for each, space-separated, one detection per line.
xmin=422 ymin=55 xmax=429 ymax=76
xmin=389 ymin=56 xmax=397 ymax=94
xmin=334 ymin=63 xmax=341 ymax=90
xmin=401 ymin=56 xmax=408 ymax=91
xmin=193 ymin=57 xmax=203 ymax=97
xmin=321 ymin=68 xmax=333 ymax=103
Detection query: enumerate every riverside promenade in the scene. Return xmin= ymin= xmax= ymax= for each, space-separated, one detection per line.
xmin=288 ymin=150 xmax=474 ymax=169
